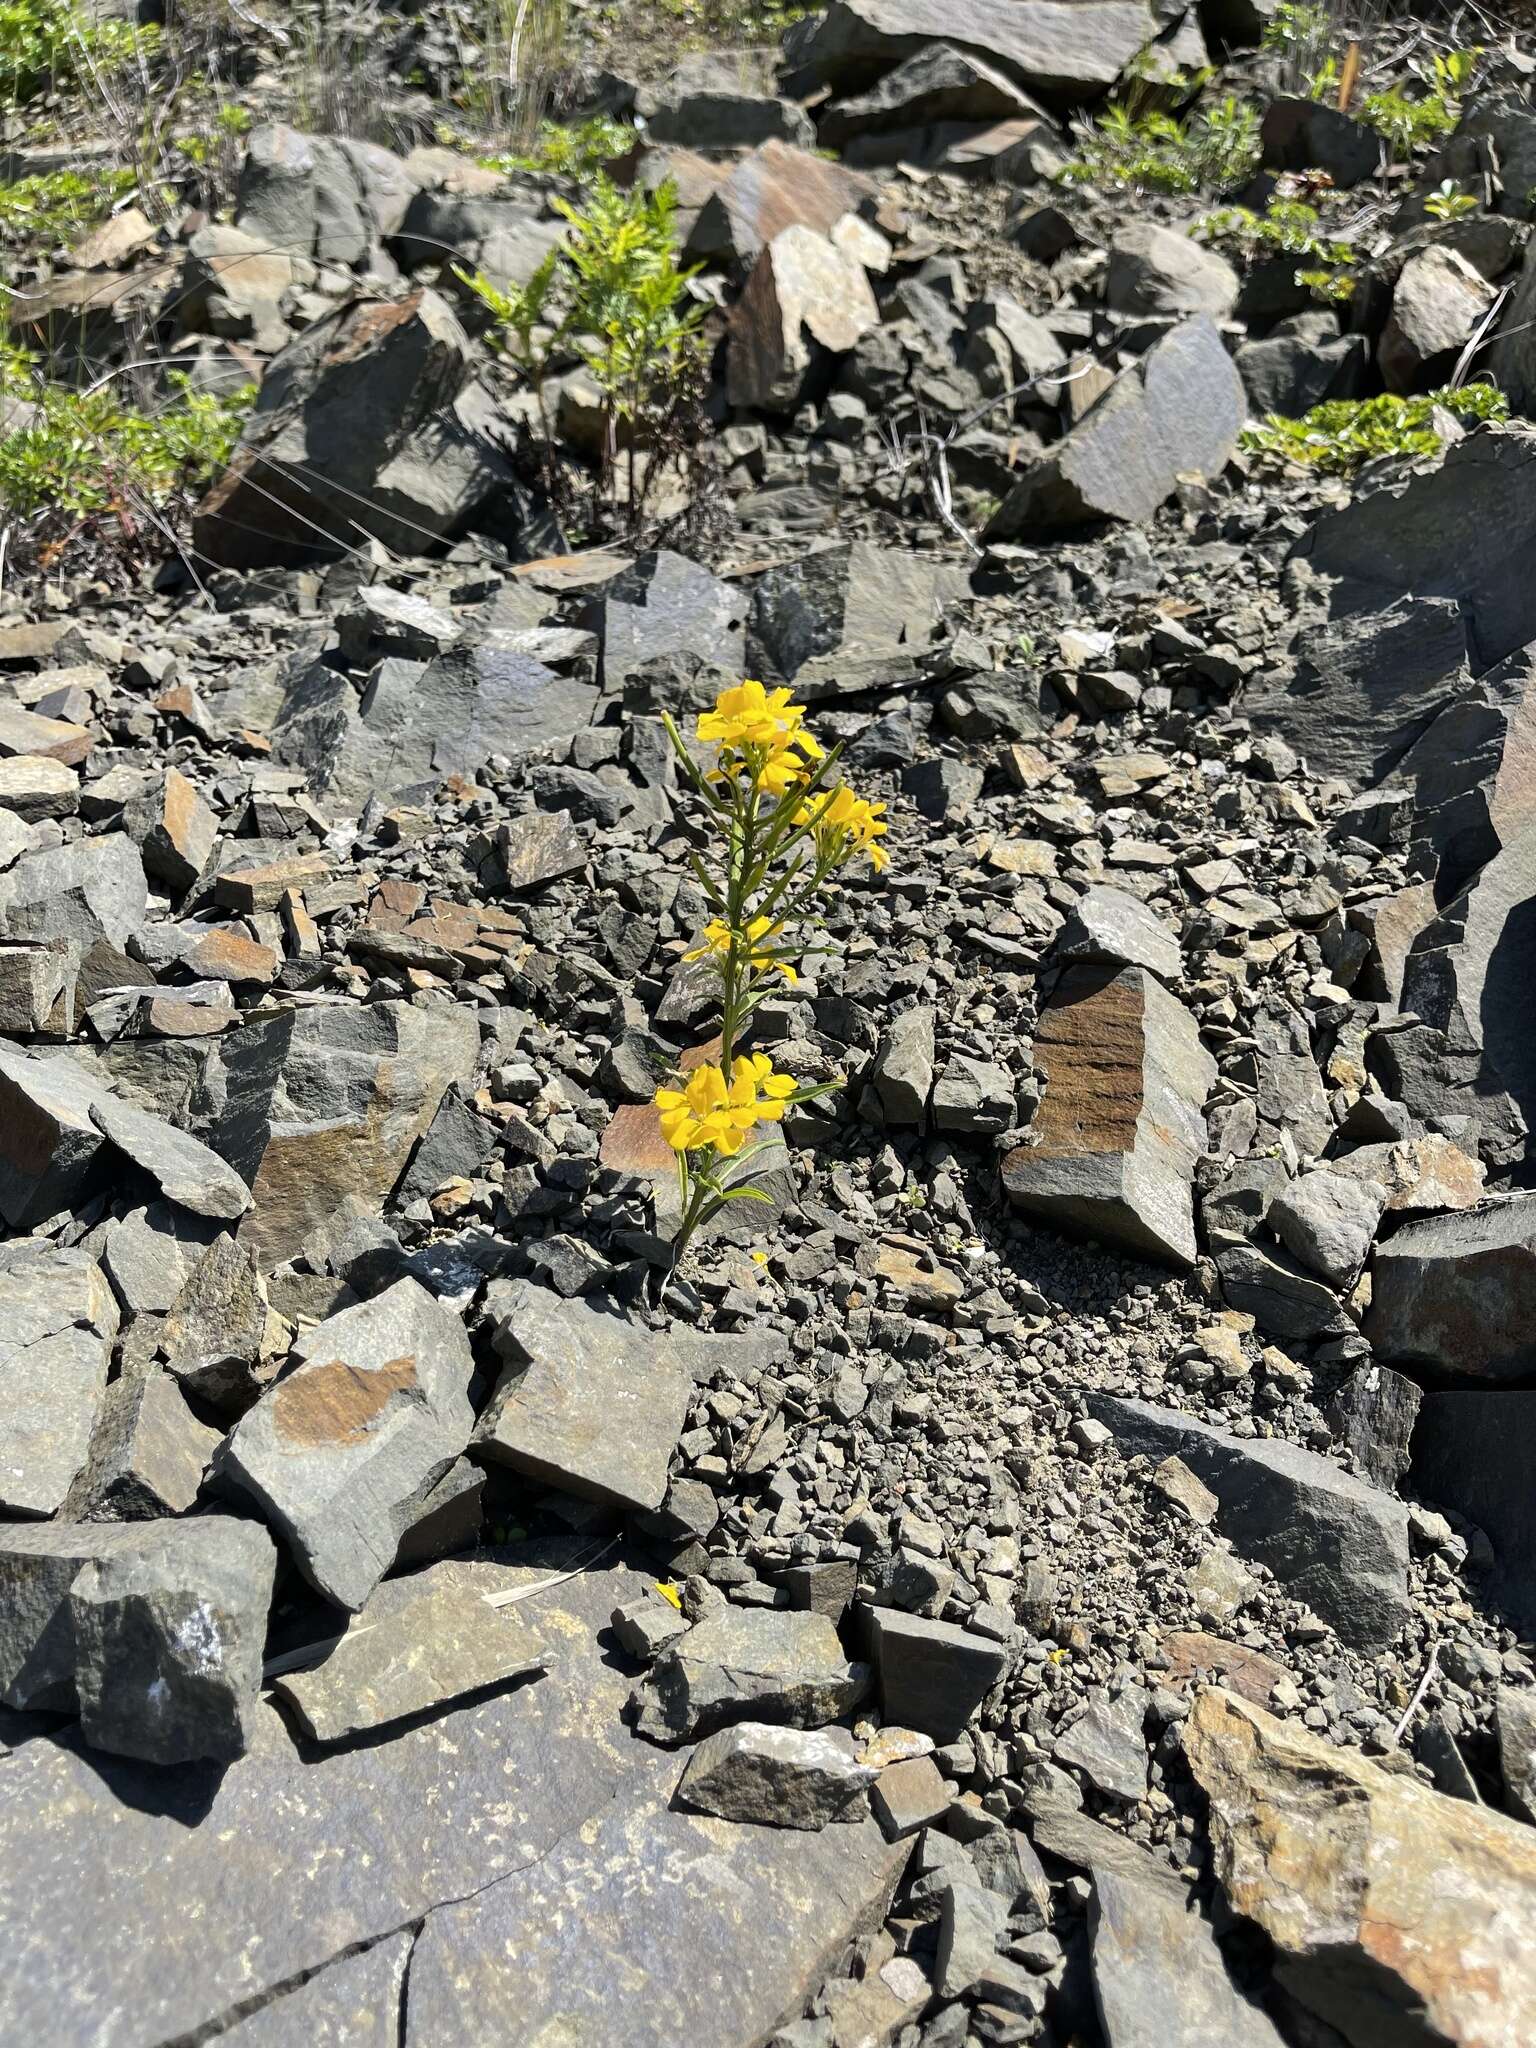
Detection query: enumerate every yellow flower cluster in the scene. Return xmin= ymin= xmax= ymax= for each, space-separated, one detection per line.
xmin=696 ymin=679 xmax=824 ymax=796
xmin=685 ymin=915 xmax=798 ymax=984
xmin=656 ymin=1052 xmax=798 ymax=1156
xmin=795 ymin=785 xmax=889 ymax=872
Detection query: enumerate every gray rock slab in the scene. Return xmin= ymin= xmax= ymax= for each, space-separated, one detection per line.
xmin=1216 ymin=1239 xmax=1349 ymax=1342
xmin=787 ymin=0 xmax=1157 ymax=100
xmin=632 ymin=1606 xmax=869 ymax=1744
xmin=1087 ymin=1395 xmax=1411 ymax=1651
xmin=984 ymin=320 xmax=1244 ymax=535
xmin=0 ymin=833 xmax=147 ymax=951
xmin=674 ymin=1719 xmax=875 ymax=1828
xmin=61 ymin=1367 xmax=221 ymax=1520
xmin=1367 ymin=1195 xmax=1536 ymax=1380
xmin=217 ymin=1279 xmax=476 ymax=1611
xmin=1054 ymin=1687 xmax=1149 ymax=1804
xmin=0 ymin=1042 xmax=107 ymax=1228
xmin=0 ymin=1560 xmax=652 ymax=2048
xmin=1245 ymin=596 xmax=1469 ymax=787
xmin=1268 ymin=1167 xmax=1385 ymax=1287
xmin=90 ymin=1092 xmax=252 ymax=1221
xmin=1413 ymin=1389 xmax=1536 ymax=1634
xmin=1326 ymin=1363 xmax=1422 ymax=1494
xmin=1105 ymin=222 xmax=1239 ymax=320
xmin=1295 ymin=422 xmax=1536 ymax=674
xmin=475 ymin=1279 xmax=691 ymax=1513
xmin=1090 ymin=1862 xmax=1288 ymax=2048
xmin=218 ymin=1934 xmax=413 ymax=2048
xmin=271 ymin=1568 xmax=548 ymax=1743
xmin=1058 ymin=883 xmax=1182 ymax=983
xmin=404 ymin=1756 xmax=906 ymax=2048
xmin=0 ymin=1241 xmax=118 ymax=1518
xmin=873 ymin=1004 xmax=936 ymax=1126
xmin=869 ymin=1608 xmax=1009 ymax=1742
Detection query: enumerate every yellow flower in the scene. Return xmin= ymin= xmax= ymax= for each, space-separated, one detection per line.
xmin=684 ymin=915 xmax=799 ymax=984
xmin=697 ymin=679 xmax=808 ymax=751
xmin=655 ymin=1581 xmax=683 ymax=1611
xmin=795 ymin=783 xmax=889 ymax=872
xmin=654 ymin=1053 xmax=799 ymax=1155
xmin=697 ymin=679 xmax=823 ymax=797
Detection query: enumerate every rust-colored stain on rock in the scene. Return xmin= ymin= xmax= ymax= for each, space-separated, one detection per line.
xmin=272 ymin=1353 xmax=418 ymax=1448
xmin=1029 ymin=967 xmax=1147 ymax=1157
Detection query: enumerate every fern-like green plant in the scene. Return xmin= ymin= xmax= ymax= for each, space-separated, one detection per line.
xmin=1199 ymin=195 xmax=1357 ymax=301
xmin=1058 ymin=81 xmax=1261 ymax=198
xmin=457 ymin=174 xmax=707 ymax=532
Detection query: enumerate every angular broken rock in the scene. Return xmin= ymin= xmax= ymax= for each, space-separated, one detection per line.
xmin=1296 ymin=422 xmax=1536 ymax=674
xmin=90 ymin=1092 xmax=252 ymax=1222
xmin=631 ymin=1606 xmax=869 ymax=1744
xmin=1379 ymin=245 xmax=1496 ymax=394
xmin=746 ymin=538 xmax=969 ymax=699
xmin=727 ymin=224 xmax=880 ymax=413
xmin=1104 ymin=222 xmax=1239 ymax=320
xmin=1003 ymin=963 xmax=1216 ymax=1267
xmin=1326 ymin=1362 xmax=1422 ymax=1494
xmin=0 ymin=1042 xmax=107 ymax=1226
xmin=1392 ymin=823 xmax=1536 ymax=1169
xmin=206 ymin=998 xmax=479 ymax=1270
xmin=162 ymin=1231 xmax=277 ymax=1415
xmin=872 ymin=1005 xmax=936 ymax=1127
xmin=1053 ymin=1687 xmax=1149 ymax=1805
xmin=1056 ymin=882 xmax=1181 ymax=984
xmin=985 ymin=320 xmax=1245 ymax=536
xmin=1186 ymin=1687 xmax=1536 ymax=2048
xmin=497 ymin=807 xmax=587 ymax=892
xmin=194 ymin=290 xmax=518 ymax=569
xmin=1413 ymin=1389 xmax=1536 ymax=1635
xmin=272 ymin=1570 xmax=547 ymax=1743
xmin=0 ymin=1241 xmax=117 ymax=1518
xmin=404 ymin=1765 xmax=906 ymax=2048
xmin=673 ymin=1719 xmax=876 ymax=1829
xmin=475 ymin=1279 xmax=691 ymax=1512
xmin=1267 ymin=1165 xmax=1385 ymax=1287
xmin=217 ymin=1279 xmax=475 ymax=1611
xmin=121 ymin=766 xmax=217 ymax=892
xmin=786 ymin=0 xmax=1158 ymax=102
xmin=1367 ymin=1195 xmax=1536 ymax=1381
xmin=1088 ymin=1396 xmax=1411 ymax=1651
xmin=0 ymin=1517 xmax=275 ymax=1764
xmin=68 ymin=1517 xmax=277 ymax=1765
xmin=62 ymin=1368 xmax=221 ymax=1521
xmin=868 ymin=1608 xmax=1008 ymax=1742
xmin=1089 ymin=1859 xmax=1288 ymax=2048
xmin=687 ymin=138 xmax=878 ymax=265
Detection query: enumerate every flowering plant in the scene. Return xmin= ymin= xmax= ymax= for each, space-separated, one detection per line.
xmin=655 ymin=681 xmax=889 ymax=1260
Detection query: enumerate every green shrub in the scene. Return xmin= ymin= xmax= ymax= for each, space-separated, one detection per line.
xmin=1059 ymin=82 xmax=1261 ymax=197
xmin=479 ymin=115 xmax=633 ymax=180
xmin=0 ymin=167 xmax=137 ymax=244
xmin=0 ymin=357 xmax=252 ymax=540
xmin=0 ymin=0 xmax=152 ymax=119
xmin=1241 ymin=384 xmax=1507 ymax=475
xmin=457 ymin=173 xmax=707 ymax=532
xmin=1198 ymin=194 xmax=1356 ymax=301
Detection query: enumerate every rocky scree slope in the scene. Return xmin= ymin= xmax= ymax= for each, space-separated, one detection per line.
xmin=6 ymin=6 xmax=1536 ymax=2048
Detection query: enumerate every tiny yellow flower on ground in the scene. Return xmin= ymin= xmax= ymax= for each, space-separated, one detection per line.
xmin=684 ymin=915 xmax=798 ymax=983
xmin=655 ymin=1581 xmax=683 ymax=1611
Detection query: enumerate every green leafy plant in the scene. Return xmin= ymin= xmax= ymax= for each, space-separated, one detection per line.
xmin=479 ymin=115 xmax=632 ymax=180
xmin=1424 ymin=177 xmax=1478 ymax=221
xmin=1059 ymin=79 xmax=1261 ymax=197
xmin=1199 ymin=193 xmax=1356 ymax=300
xmin=0 ymin=166 xmax=136 ymax=243
xmin=1260 ymin=3 xmax=1339 ymax=100
xmin=1241 ymin=384 xmax=1508 ymax=475
xmin=0 ymin=0 xmax=154 ymax=136
xmin=0 ymin=355 xmax=252 ymax=554
xmin=652 ymin=679 xmax=888 ymax=1263
xmin=1362 ymin=51 xmax=1480 ymax=163
xmin=457 ymin=173 xmax=708 ymax=533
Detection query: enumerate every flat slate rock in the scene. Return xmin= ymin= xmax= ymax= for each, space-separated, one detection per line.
xmin=475 ymin=1279 xmax=691 ymax=1512
xmin=0 ymin=1241 xmax=118 ymax=1518
xmin=218 ymin=1933 xmax=413 ymax=2048
xmin=404 ymin=1759 xmax=906 ymax=2048
xmin=90 ymin=1092 xmax=252 ymax=1221
xmin=271 ymin=1567 xmax=549 ymax=1743
xmin=632 ymin=1605 xmax=870 ymax=1743
xmin=0 ymin=1560 xmax=652 ymax=2048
